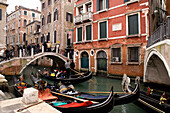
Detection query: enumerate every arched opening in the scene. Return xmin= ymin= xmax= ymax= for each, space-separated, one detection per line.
xmin=81 ymin=51 xmax=89 ymax=69
xmin=97 ymin=50 xmax=107 ymax=71
xmin=145 ymin=54 xmax=170 ymax=85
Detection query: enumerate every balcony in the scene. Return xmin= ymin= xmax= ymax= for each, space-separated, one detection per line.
xmin=75 ymin=12 xmax=93 ymax=24
xmin=147 ymin=17 xmax=170 ymax=47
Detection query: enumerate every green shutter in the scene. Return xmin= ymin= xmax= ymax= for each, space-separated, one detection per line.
xmin=106 ymin=0 xmax=109 ymax=9
xmin=86 ymin=25 xmax=91 ymax=40
xmin=124 ymin=0 xmax=128 ymax=3
xmin=100 ymin=21 xmax=107 ymax=39
xmin=78 ymin=27 xmax=82 ymax=42
xmin=128 ymin=14 xmax=138 ymax=35
xmin=0 ymin=9 xmax=2 ymax=20
xmin=97 ymin=0 xmax=100 ymax=11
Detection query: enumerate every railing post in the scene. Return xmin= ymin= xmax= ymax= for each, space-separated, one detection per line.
xmin=19 ymin=49 xmax=22 ymax=58
xmin=31 ymin=48 xmax=34 ymax=57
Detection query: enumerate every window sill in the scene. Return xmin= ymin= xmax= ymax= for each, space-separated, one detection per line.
xmin=110 ymin=62 xmax=122 ymax=65
xmin=75 ymin=41 xmax=85 ymax=44
xmin=126 ymin=62 xmax=140 ymax=65
xmin=125 ymin=0 xmax=140 ymax=5
xmin=98 ymin=38 xmax=108 ymax=41
xmin=97 ymin=9 xmax=108 ymax=14
xmin=85 ymin=40 xmax=92 ymax=43
xmin=126 ymin=34 xmax=140 ymax=38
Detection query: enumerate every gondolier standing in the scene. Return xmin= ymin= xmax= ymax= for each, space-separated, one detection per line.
xmin=65 ymin=60 xmax=70 ymax=78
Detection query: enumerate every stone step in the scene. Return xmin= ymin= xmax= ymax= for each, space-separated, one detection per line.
xmin=8 ymin=92 xmax=16 ymax=98
xmin=0 ymin=90 xmax=8 ymax=100
xmin=4 ymin=92 xmax=12 ymax=99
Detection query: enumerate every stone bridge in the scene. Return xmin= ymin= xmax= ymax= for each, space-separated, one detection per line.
xmin=144 ymin=17 xmax=170 ymax=86
xmin=0 ymin=52 xmax=69 ymax=75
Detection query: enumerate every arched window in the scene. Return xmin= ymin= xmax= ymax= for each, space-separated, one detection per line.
xmin=54 ymin=9 xmax=58 ymax=21
xmin=23 ymin=19 xmax=27 ymax=27
xmin=47 ymin=12 xmax=51 ymax=23
xmin=42 ymin=15 xmax=45 ymax=25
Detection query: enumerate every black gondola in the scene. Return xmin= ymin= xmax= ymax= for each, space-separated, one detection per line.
xmin=51 ymin=87 xmax=114 ymax=113
xmin=13 ymin=75 xmax=32 ymax=97
xmin=137 ymin=90 xmax=170 ymax=113
xmin=37 ymin=69 xmax=93 ymax=85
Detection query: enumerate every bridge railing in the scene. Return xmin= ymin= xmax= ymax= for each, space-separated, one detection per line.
xmin=147 ymin=16 xmax=170 ymax=47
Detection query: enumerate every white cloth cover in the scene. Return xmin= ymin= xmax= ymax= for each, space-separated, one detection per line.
xmin=22 ymin=88 xmax=38 ymax=104
xmin=0 ymin=74 xmax=5 ymax=79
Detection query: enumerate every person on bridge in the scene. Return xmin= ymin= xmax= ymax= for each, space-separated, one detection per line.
xmin=70 ymin=60 xmax=75 ymax=75
xmin=65 ymin=60 xmax=70 ymax=78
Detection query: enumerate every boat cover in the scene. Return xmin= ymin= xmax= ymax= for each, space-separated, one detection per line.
xmin=38 ymin=88 xmax=58 ymax=101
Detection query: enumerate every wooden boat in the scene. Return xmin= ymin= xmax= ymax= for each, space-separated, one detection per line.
xmin=37 ymin=69 xmax=93 ymax=85
xmin=51 ymin=87 xmax=114 ymax=113
xmin=137 ymin=89 xmax=170 ymax=113
xmin=13 ymin=75 xmax=32 ymax=97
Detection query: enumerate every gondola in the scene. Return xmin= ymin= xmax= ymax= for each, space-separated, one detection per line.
xmin=76 ymin=76 xmax=140 ymax=105
xmin=137 ymin=89 xmax=170 ymax=112
xmin=51 ymin=87 xmax=114 ymax=113
xmin=37 ymin=69 xmax=93 ymax=85
xmin=13 ymin=74 xmax=32 ymax=97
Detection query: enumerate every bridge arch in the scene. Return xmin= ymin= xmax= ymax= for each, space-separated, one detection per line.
xmin=19 ymin=53 xmax=69 ymax=74
xmin=144 ymin=49 xmax=170 ymax=85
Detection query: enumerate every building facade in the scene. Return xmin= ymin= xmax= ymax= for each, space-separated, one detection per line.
xmin=0 ymin=0 xmax=8 ymax=51
xmin=6 ymin=6 xmax=41 ymax=56
xmin=74 ymin=0 xmax=150 ymax=77
xmin=40 ymin=0 xmax=74 ymax=56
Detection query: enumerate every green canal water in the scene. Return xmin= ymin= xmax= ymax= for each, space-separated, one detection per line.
xmin=6 ymin=65 xmax=147 ymax=113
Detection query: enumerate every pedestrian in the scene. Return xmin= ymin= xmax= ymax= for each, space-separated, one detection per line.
xmin=27 ymin=44 xmax=31 ymax=56
xmin=65 ymin=60 xmax=70 ymax=78
xmin=43 ymin=41 xmax=47 ymax=52
xmin=70 ymin=60 xmax=75 ymax=75
xmin=47 ymin=41 xmax=51 ymax=52
xmin=5 ymin=48 xmax=9 ymax=60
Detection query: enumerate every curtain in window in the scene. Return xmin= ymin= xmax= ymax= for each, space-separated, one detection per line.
xmin=128 ymin=14 xmax=139 ymax=35
xmin=100 ymin=21 xmax=107 ymax=39
xmin=86 ymin=25 xmax=92 ymax=40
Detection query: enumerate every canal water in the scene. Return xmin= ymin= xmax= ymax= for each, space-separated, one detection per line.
xmin=6 ymin=65 xmax=148 ymax=113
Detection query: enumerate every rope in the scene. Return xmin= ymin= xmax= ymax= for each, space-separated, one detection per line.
xmin=70 ymin=68 xmax=96 ymax=84
xmin=138 ymin=98 xmax=165 ymax=113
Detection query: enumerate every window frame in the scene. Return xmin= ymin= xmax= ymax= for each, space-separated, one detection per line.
xmin=126 ymin=12 xmax=141 ymax=37
xmin=24 ymin=11 xmax=27 ymax=15
xmin=126 ymin=44 xmax=141 ymax=65
xmin=66 ymin=12 xmax=73 ymax=23
xmin=110 ymin=44 xmax=122 ymax=64
xmin=98 ymin=20 xmax=108 ymax=40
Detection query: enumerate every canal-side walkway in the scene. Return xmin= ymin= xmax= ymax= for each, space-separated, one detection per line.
xmin=0 ymin=96 xmax=61 ymax=113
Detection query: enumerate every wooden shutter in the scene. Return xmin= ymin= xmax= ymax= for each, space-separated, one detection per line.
xmin=0 ymin=9 xmax=2 ymax=20
xmin=100 ymin=21 xmax=107 ymax=39
xmin=78 ymin=27 xmax=82 ymax=42
xmin=97 ymin=0 xmax=100 ymax=11
xmin=128 ymin=14 xmax=138 ymax=35
xmin=86 ymin=25 xmax=91 ymax=40
xmin=106 ymin=0 xmax=109 ymax=9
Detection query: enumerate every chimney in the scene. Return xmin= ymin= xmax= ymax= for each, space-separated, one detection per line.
xmin=15 ymin=6 xmax=18 ymax=10
xmin=36 ymin=7 xmax=38 ymax=11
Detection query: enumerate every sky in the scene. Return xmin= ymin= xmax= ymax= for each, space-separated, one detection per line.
xmin=7 ymin=0 xmax=41 ymax=14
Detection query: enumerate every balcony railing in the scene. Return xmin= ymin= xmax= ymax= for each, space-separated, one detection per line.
xmin=147 ymin=17 xmax=170 ymax=47
xmin=75 ymin=12 xmax=93 ymax=24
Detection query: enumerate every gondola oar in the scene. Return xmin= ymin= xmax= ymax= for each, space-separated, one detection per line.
xmin=84 ymin=91 xmax=136 ymax=94
xmin=70 ymin=68 xmax=96 ymax=84
xmin=51 ymin=91 xmax=99 ymax=104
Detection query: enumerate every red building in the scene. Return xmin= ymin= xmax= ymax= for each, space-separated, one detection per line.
xmin=74 ymin=0 xmax=149 ymax=77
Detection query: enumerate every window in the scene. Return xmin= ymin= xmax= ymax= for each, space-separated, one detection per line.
xmin=54 ymin=9 xmax=58 ymax=21
xmin=66 ymin=12 xmax=73 ymax=22
xmin=86 ymin=3 xmax=92 ymax=12
xmin=32 ymin=13 xmax=35 ymax=17
xmin=78 ymin=6 xmax=83 ymax=15
xmin=128 ymin=47 xmax=139 ymax=62
xmin=42 ymin=2 xmax=45 ymax=9
xmin=54 ymin=31 xmax=57 ymax=43
xmin=111 ymin=48 xmax=121 ymax=62
xmin=128 ymin=14 xmax=139 ymax=35
xmin=0 ymin=9 xmax=2 ymax=20
xmin=42 ymin=15 xmax=45 ymax=25
xmin=18 ymin=33 xmax=20 ymax=43
xmin=24 ymin=11 xmax=27 ymax=15
xmin=77 ymin=27 xmax=82 ymax=42
xmin=48 ymin=0 xmax=51 ymax=5
xmin=99 ymin=21 xmax=107 ymax=39
xmin=97 ymin=0 xmax=109 ymax=11
xmin=47 ymin=12 xmax=51 ymax=23
xmin=86 ymin=25 xmax=92 ymax=41
xmin=23 ymin=19 xmax=27 ymax=27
